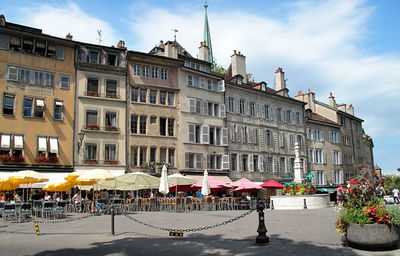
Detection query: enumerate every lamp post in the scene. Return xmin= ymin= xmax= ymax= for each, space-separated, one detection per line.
xmin=77 ymin=130 xmax=85 ymax=154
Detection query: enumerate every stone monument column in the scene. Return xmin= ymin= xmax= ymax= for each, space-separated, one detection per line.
xmin=294 ymin=142 xmax=304 ymax=183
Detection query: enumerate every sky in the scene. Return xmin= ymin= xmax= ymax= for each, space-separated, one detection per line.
xmin=2 ymin=0 xmax=399 ymax=174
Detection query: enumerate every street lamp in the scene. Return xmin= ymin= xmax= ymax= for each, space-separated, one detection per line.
xmin=77 ymin=130 xmax=85 ymax=153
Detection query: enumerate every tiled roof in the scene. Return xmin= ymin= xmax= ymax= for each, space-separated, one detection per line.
xmin=310 ymin=113 xmax=338 ymax=125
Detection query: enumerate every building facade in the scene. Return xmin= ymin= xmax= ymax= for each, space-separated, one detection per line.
xmin=74 ymin=41 xmax=127 ymax=176
xmin=0 ymin=15 xmax=76 ymax=178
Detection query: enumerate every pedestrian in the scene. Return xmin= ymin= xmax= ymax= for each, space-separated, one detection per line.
xmin=392 ymin=188 xmax=399 ymax=204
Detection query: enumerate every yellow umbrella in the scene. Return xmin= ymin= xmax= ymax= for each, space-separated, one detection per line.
xmin=0 ymin=182 xmax=19 ymax=191
xmin=8 ymin=170 xmax=49 ymax=185
xmin=65 ymin=171 xmax=83 ymax=183
xmin=76 ymin=169 xmax=114 ymax=186
xmin=43 ymin=179 xmax=74 ymax=192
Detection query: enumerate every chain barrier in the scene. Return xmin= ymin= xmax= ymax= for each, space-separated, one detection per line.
xmin=124 ymin=209 xmax=255 ymax=233
xmin=31 ymin=213 xmax=94 ymax=224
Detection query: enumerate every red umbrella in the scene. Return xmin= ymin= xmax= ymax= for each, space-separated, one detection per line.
xmin=191 ymin=176 xmax=231 ymax=192
xmin=233 ymin=186 xmax=262 ymax=193
xmin=230 ymin=178 xmax=262 ymax=193
xmin=169 ymin=184 xmax=196 ymax=192
xmin=260 ymin=180 xmax=284 ymax=188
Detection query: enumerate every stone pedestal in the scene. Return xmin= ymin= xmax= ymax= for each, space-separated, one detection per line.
xmin=294 ymin=142 xmax=304 ymax=183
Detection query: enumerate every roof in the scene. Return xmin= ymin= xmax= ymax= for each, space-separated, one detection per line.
xmin=309 ymin=113 xmax=339 ymax=126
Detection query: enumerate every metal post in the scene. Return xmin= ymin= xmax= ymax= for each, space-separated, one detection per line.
xmin=255 ymin=204 xmax=269 ymax=245
xmin=303 ymin=198 xmax=307 ymax=209
xmin=111 ymin=205 xmax=115 ymax=235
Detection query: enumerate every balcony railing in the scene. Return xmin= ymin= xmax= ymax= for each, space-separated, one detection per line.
xmin=84 ymin=91 xmax=121 ymax=99
xmin=83 ymin=125 xmax=120 ymax=133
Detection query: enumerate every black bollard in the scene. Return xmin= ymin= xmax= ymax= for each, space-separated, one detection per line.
xmin=303 ymin=198 xmax=307 ymax=209
xmin=111 ymin=206 xmax=115 ymax=235
xmin=255 ymin=204 xmax=269 ymax=245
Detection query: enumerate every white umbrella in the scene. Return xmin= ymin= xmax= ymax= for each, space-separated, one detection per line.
xmin=201 ymin=170 xmax=211 ymax=196
xmin=114 ymin=172 xmax=160 ymax=191
xmin=159 ymin=165 xmax=169 ymax=195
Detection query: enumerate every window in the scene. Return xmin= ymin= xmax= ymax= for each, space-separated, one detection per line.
xmin=188 ymin=123 xmax=202 ymax=143
xmin=289 ymin=134 xmax=295 ymax=148
xmin=60 ymin=75 xmax=70 ymax=90
xmin=86 ymin=110 xmax=98 ymax=126
xmin=296 ymin=112 xmax=300 ymax=124
xmin=186 ymin=153 xmax=202 ymax=169
xmin=297 ymin=135 xmax=302 ymax=148
xmin=265 ymin=130 xmax=272 ymax=145
xmin=161 ymin=68 xmax=168 ymax=80
xmin=193 ymin=77 xmax=199 ymax=87
xmin=187 ymin=74 xmax=193 ymax=86
xmin=168 ymin=119 xmax=174 ymax=136
xmin=150 ymin=116 xmax=157 ymax=124
xmin=150 ymin=147 xmax=156 ymax=163
xmin=160 ymin=118 xmax=166 ymax=136
xmin=231 ymin=154 xmax=237 ymax=171
xmin=89 ymin=50 xmax=99 ymax=64
xmin=87 ymin=78 xmax=99 ymax=96
xmin=239 ymin=100 xmax=245 ymax=114
xmin=168 ymin=149 xmax=175 ymax=167
xmin=264 ymin=105 xmax=270 ymax=119
xmin=106 ymin=80 xmax=117 ymax=98
xmin=22 ymin=38 xmax=33 ymax=53
xmin=53 ymin=100 xmax=63 ymax=120
xmin=85 ymin=143 xmax=97 ymax=161
xmin=159 ymin=91 xmax=166 ymax=105
xmin=286 ymin=110 xmax=291 ymax=123
xmin=228 ymin=97 xmax=234 ymax=112
xmin=134 ymin=64 xmax=140 ymax=76
xmin=105 ymin=144 xmax=116 ymax=161
xmin=140 ymin=116 xmax=147 ymax=134
xmin=37 ymin=136 xmax=47 ymax=157
xmin=150 ymin=90 xmax=157 ymax=104
xmin=311 ymin=171 xmax=327 ymax=185
xmin=107 ymin=53 xmax=117 ymax=66
xmin=23 ymin=97 xmax=33 ymax=117
xmin=277 ymin=108 xmax=282 ymax=122
xmin=209 ymin=155 xmax=222 ymax=170
xmin=131 ymin=147 xmax=138 ymax=166
xmin=309 ymin=148 xmax=325 ymax=164
xmin=131 ymin=115 xmax=138 ymax=133
xmin=139 ymin=147 xmax=147 ymax=165
xmin=265 ymin=156 xmax=273 ymax=172
xmin=168 ymin=93 xmax=174 ymax=106
xmin=195 ymin=99 xmax=201 ymax=114
xmin=207 ymin=80 xmax=212 ymax=90
xmin=142 ymin=66 xmax=149 ymax=77
xmin=33 ymin=99 xmax=45 ymax=118
xmin=3 ymin=94 xmax=14 ymax=115
xmin=140 ymin=89 xmax=146 ymax=103
xmin=242 ymin=155 xmax=248 ymax=171
xmin=152 ymin=67 xmax=159 ymax=79
xmin=249 ymin=102 xmax=255 ymax=116
xmin=329 ymin=131 xmax=340 ymax=144
xmin=131 ymin=88 xmax=138 ymax=102
xmin=333 ymin=170 xmax=344 ymax=184
xmin=105 ymin=112 xmax=117 ymax=127
xmin=332 ymin=151 xmax=342 ymax=165
xmin=160 ymin=148 xmax=167 ymax=163
xmin=280 ymin=157 xmax=285 ymax=172
xmin=253 ymin=155 xmax=259 ymax=172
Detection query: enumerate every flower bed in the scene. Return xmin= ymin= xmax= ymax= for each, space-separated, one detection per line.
xmin=282 ymin=182 xmax=317 ymax=195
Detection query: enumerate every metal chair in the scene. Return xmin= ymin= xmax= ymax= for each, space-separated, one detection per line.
xmin=3 ymin=203 xmax=17 ymax=221
xmin=111 ymin=198 xmax=123 ymax=214
xmin=18 ymin=203 xmax=32 ymax=222
xmin=0 ymin=202 xmax=5 ymax=217
xmin=54 ymin=201 xmax=67 ymax=219
xmin=149 ymin=197 xmax=158 ymax=211
xmin=33 ymin=200 xmax=43 ymax=218
xmin=42 ymin=201 xmax=55 ymax=218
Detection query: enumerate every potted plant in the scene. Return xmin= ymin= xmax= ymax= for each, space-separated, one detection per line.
xmin=35 ymin=155 xmax=48 ymax=163
xmin=105 ymin=159 xmax=117 ymax=165
xmin=86 ymin=123 xmax=99 ymax=130
xmin=105 ymin=125 xmax=118 ymax=131
xmin=47 ymin=156 xmax=59 ymax=163
xmin=84 ymin=159 xmax=98 ymax=164
xmin=335 ymin=167 xmax=400 ymax=249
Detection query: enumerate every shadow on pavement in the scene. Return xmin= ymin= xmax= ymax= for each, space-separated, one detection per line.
xmin=33 ymin=233 xmax=362 ymax=256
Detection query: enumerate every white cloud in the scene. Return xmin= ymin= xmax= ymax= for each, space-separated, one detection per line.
xmin=18 ymin=2 xmax=119 ymax=46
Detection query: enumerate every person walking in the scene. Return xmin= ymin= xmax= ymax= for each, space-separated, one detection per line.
xmin=393 ymin=188 xmax=399 ymax=204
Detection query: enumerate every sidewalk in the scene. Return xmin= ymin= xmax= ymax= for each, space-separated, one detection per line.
xmin=0 ymin=208 xmax=399 ymax=256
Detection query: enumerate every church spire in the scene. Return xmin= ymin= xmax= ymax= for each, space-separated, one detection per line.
xmin=203 ymin=0 xmax=214 ymax=68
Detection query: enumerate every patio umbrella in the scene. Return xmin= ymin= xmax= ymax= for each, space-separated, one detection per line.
xmin=192 ymin=174 xmax=231 ymax=193
xmin=168 ymin=173 xmax=197 ymax=197
xmin=230 ymin=178 xmax=262 ymax=193
xmin=76 ymin=169 xmax=114 ymax=186
xmin=65 ymin=170 xmax=84 ymax=183
xmin=8 ymin=170 xmax=49 ymax=201
xmin=260 ymin=180 xmax=284 ymax=188
xmin=159 ymin=165 xmax=169 ymax=195
xmin=201 ymin=170 xmax=210 ymax=196
xmin=169 ymin=184 xmax=196 ymax=193
xmin=114 ymin=172 xmax=160 ymax=191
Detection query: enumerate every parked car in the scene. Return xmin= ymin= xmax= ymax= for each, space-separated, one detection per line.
xmin=384 ymin=195 xmax=394 ymax=204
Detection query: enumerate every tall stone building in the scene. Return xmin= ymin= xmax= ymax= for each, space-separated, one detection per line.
xmin=74 ymin=41 xmax=127 ymax=176
xmin=224 ymin=53 xmax=307 ymax=182
xmin=0 ymin=15 xmax=76 ymax=180
xmin=295 ymin=91 xmax=373 ymax=182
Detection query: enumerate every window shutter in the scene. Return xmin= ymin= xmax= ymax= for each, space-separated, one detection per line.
xmin=203 ymin=101 xmax=208 ymax=115
xmin=272 ymin=157 xmax=276 ymax=172
xmin=218 ymin=80 xmax=225 ymax=92
xmin=189 ymin=98 xmax=196 ymax=113
xmin=221 ymin=128 xmax=228 ymax=146
xmin=0 ymin=34 xmax=9 ymax=50
xmin=308 ymin=149 xmax=313 ymax=163
xmin=230 ymin=124 xmax=235 ymax=142
xmin=306 ymin=128 xmax=310 ymax=140
xmin=100 ymin=50 xmax=107 ymax=65
xmin=259 ymin=129 xmax=263 ymax=146
xmin=329 ymin=131 xmax=332 ymax=142
xmin=200 ymin=77 xmax=206 ymax=89
xmin=196 ymin=154 xmax=202 ymax=169
xmin=236 ymin=99 xmax=240 ymax=113
xmin=269 ymin=106 xmax=273 ymax=120
xmin=323 ymin=150 xmax=327 ymax=164
xmin=219 ymin=104 xmax=226 ymax=118
xmin=261 ymin=104 xmax=265 ymax=118
xmin=248 ymin=155 xmax=254 ymax=172
xmin=340 ymin=171 xmax=344 ymax=184
xmin=206 ymin=154 xmax=211 ymax=169
xmin=55 ymin=45 xmax=65 ymax=60
xmin=237 ymin=125 xmax=241 ymax=142
xmin=237 ymin=154 xmax=242 ymax=171
xmin=255 ymin=103 xmax=259 ymax=117
xmin=311 ymin=171 xmax=317 ymax=184
xmin=332 ymin=151 xmax=335 ymax=165
xmin=321 ymin=131 xmax=324 ymax=141
xmin=201 ymin=125 xmax=209 ymax=144
xmin=245 ymin=127 xmax=250 ymax=144
xmin=185 ymin=153 xmax=189 ymax=168
xmin=188 ymin=124 xmax=195 ymax=142
xmin=222 ymin=155 xmax=230 ymax=170
xmin=244 ymin=101 xmax=248 ymax=115
xmin=281 ymin=109 xmax=286 ymax=122
xmin=323 ymin=172 xmax=327 ymax=185
xmin=299 ymin=113 xmax=304 ymax=125
xmin=339 ymin=152 xmax=342 ymax=165
xmin=258 ymin=155 xmax=264 ymax=172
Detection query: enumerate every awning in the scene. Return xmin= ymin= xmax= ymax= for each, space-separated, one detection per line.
xmin=14 ymin=135 xmax=23 ymax=149
xmin=38 ymin=137 xmax=47 ymax=151
xmin=49 ymin=138 xmax=58 ymax=154
xmin=1 ymin=134 xmax=10 ymax=148
xmin=318 ymin=188 xmax=336 ymax=193
xmin=75 ymin=168 xmax=125 ymax=177
xmin=36 ymin=99 xmax=45 ymax=107
xmin=187 ymin=175 xmax=232 ymax=184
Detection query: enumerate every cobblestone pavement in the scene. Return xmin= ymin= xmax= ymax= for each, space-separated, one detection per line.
xmin=0 ymin=207 xmax=399 ymax=256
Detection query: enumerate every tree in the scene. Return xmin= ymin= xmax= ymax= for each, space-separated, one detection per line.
xmin=384 ymin=175 xmax=400 ymax=194
xmin=213 ymin=64 xmax=226 ymax=74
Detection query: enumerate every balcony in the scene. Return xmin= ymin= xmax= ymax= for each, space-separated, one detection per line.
xmin=84 ymin=91 xmax=121 ymax=99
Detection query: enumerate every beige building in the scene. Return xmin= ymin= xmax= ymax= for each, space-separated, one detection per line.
xmin=74 ymin=41 xmax=127 ymax=176
xmin=0 ymin=15 xmax=76 ymax=178
xmin=126 ymin=50 xmax=181 ymax=174
xmin=295 ymin=91 xmax=373 ymax=182
xmin=225 ymin=53 xmax=307 ymax=182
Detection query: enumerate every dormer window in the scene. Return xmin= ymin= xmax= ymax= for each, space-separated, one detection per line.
xmin=22 ymin=38 xmax=33 ymax=53
xmin=107 ymin=53 xmax=117 ymax=66
xmin=89 ymin=50 xmax=99 ymax=64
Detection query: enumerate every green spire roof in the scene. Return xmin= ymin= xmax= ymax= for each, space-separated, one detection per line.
xmin=203 ymin=1 xmax=214 ymax=68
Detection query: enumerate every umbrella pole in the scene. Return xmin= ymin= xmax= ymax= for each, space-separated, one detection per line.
xmin=175 ymin=184 xmax=177 ymax=198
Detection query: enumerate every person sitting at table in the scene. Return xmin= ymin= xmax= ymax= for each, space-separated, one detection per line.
xmin=0 ymin=193 xmax=5 ymax=202
xmin=72 ymin=190 xmax=83 ymax=212
xmin=43 ymin=192 xmax=51 ymax=202
xmin=87 ymin=189 xmax=95 ymax=213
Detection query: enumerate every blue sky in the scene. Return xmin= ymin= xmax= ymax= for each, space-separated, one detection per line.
xmin=2 ymin=0 xmax=399 ymax=174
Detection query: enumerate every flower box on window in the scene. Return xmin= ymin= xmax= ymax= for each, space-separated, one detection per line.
xmin=47 ymin=156 xmax=59 ymax=163
xmin=87 ymin=91 xmax=99 ymax=97
xmin=84 ymin=159 xmax=98 ymax=164
xmin=86 ymin=124 xmax=99 ymax=130
xmin=1 ymin=154 xmax=25 ymax=163
xmin=106 ymin=93 xmax=117 ymax=99
xmin=35 ymin=156 xmax=48 ymax=163
xmin=0 ymin=154 xmax=11 ymax=162
xmin=105 ymin=125 xmax=118 ymax=131
xmin=105 ymin=159 xmax=117 ymax=165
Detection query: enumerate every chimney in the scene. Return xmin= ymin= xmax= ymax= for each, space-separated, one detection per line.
xmin=0 ymin=14 xmax=5 ymax=27
xmin=231 ymin=50 xmax=246 ymax=82
xmin=117 ymin=40 xmax=126 ymax=49
xmin=275 ymin=67 xmax=286 ymax=91
xmin=348 ymin=104 xmax=354 ymax=115
xmin=65 ymin=33 xmax=73 ymax=40
xmin=338 ymin=104 xmax=347 ymax=113
xmin=199 ymin=41 xmax=209 ymax=62
xmin=329 ymin=92 xmax=337 ymax=108
xmin=165 ymin=41 xmax=178 ymax=59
